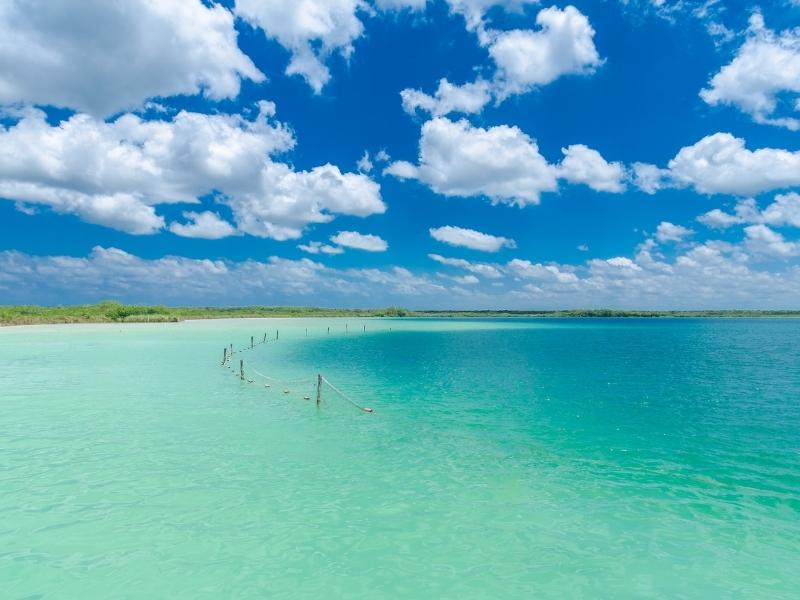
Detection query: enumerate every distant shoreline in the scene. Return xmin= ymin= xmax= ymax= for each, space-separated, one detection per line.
xmin=2 ymin=302 xmax=799 ymax=326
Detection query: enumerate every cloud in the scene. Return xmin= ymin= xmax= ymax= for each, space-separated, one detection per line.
xmin=402 ymin=6 xmax=602 ymax=116
xmin=169 ymin=211 xmax=237 ymax=240
xmin=374 ymin=0 xmax=428 ymax=9
xmin=631 ymin=162 xmax=670 ymax=194
xmin=0 ymin=0 xmax=262 ymax=117
xmin=234 ymin=0 xmax=367 ymax=93
xmin=0 ymin=246 xmax=451 ymax=305
xmin=4 ymin=236 xmax=800 ymax=309
xmin=385 ymin=118 xmax=557 ymax=206
xmin=357 ymin=151 xmax=373 ymax=173
xmin=488 ymin=5 xmax=603 ymax=99
xmin=634 ymin=133 xmax=800 ymax=196
xmin=506 ymin=258 xmax=579 ymax=283
xmin=330 ymin=230 xmax=388 ymax=251
xmin=655 ymin=221 xmax=693 ymax=243
xmin=386 ymin=117 xmax=623 ymax=205
xmin=700 ymin=13 xmax=800 ymax=130
xmin=429 ymin=225 xmax=516 ymax=252
xmin=558 ymin=144 xmax=627 ymax=192
xmin=297 ymin=241 xmax=345 ymax=255
xmin=602 ymin=256 xmax=642 ymax=271
xmin=762 ymin=193 xmax=800 ymax=228
xmin=698 ymin=194 xmax=800 ymax=230
xmin=438 ymin=272 xmax=481 ymax=285
xmin=428 ymin=253 xmax=503 ymax=278
xmin=0 ymin=105 xmax=384 ymax=238
xmin=744 ymin=224 xmax=800 ymax=257
xmin=401 ymin=78 xmax=492 ymax=117
xmin=444 ymin=0 xmax=535 ymax=30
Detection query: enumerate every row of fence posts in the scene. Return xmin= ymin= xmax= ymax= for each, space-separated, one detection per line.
xmin=222 ymin=324 xmax=373 ymax=364
xmin=220 ymin=328 xmax=377 ymax=412
xmin=221 ymin=332 xmax=324 ymax=406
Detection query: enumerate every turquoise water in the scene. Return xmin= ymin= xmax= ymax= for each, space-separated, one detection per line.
xmin=1 ymin=318 xmax=799 ymax=598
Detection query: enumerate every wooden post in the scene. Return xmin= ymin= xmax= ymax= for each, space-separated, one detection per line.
xmin=240 ymin=359 xmax=244 ymax=381
xmin=230 ymin=343 xmax=233 ymax=356
xmin=222 ymin=347 xmax=227 ymax=364
xmin=346 ymin=324 xmax=348 ymax=334
xmin=276 ymin=329 xmax=279 ymax=340
xmin=363 ymin=325 xmax=366 ymax=333
xmin=316 ymin=374 xmax=322 ymax=405
xmin=327 ymin=327 xmax=330 ymax=335
xmin=263 ymin=333 xmax=267 ymax=343
xmin=250 ymin=335 xmax=254 ymax=349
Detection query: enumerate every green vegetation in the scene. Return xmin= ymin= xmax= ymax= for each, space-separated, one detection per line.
xmin=0 ymin=301 xmax=412 ymax=325
xmin=413 ymin=309 xmax=800 ymax=318
xmin=0 ymin=301 xmax=798 ymax=325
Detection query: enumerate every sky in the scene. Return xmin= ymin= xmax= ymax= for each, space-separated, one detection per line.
xmin=1 ymin=0 xmax=800 ymax=309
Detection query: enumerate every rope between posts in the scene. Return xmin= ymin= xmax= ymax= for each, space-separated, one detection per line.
xmin=322 ymin=376 xmax=373 ymax=413
xmin=250 ymin=367 xmax=314 ymax=385
xmin=221 ymin=333 xmax=373 ymax=414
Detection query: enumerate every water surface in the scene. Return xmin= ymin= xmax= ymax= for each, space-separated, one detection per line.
xmin=1 ymin=318 xmax=798 ymax=598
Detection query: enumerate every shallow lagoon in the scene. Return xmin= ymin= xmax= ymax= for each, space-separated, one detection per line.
xmin=2 ymin=318 xmax=799 ymax=598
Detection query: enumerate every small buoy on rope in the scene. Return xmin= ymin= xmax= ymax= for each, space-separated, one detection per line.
xmin=303 ymin=396 xmax=310 ymax=400
xmin=264 ymin=384 xmax=270 ymax=388
xmin=364 ymin=407 xmax=374 ymax=413
xmin=283 ymin=389 xmax=289 ymax=394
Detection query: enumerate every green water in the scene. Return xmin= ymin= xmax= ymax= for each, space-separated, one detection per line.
xmin=1 ymin=318 xmax=799 ymax=598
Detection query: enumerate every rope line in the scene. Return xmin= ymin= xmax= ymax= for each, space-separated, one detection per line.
xmin=221 ymin=333 xmax=373 ymax=414
xmin=322 ymin=376 xmax=373 ymax=413
xmin=250 ymin=367 xmax=314 ymax=385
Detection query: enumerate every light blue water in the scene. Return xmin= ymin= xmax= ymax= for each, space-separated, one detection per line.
xmin=1 ymin=318 xmax=799 ymax=598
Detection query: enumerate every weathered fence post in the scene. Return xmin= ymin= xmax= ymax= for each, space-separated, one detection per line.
xmin=240 ymin=359 xmax=244 ymax=381
xmin=222 ymin=347 xmax=227 ymax=365
xmin=316 ymin=374 xmax=322 ymax=406
xmin=251 ymin=335 xmax=254 ymax=349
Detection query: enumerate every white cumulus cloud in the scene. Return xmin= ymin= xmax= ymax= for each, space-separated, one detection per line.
xmin=169 ymin=211 xmax=237 ymax=240
xmin=401 ymin=78 xmax=492 ymax=117
xmin=506 ymin=258 xmax=579 ymax=283
xmin=401 ymin=6 xmax=602 ymax=116
xmin=429 ymin=225 xmax=516 ymax=252
xmin=635 ymin=133 xmax=800 ymax=197
xmin=701 ymin=13 xmax=800 ymax=130
xmin=385 ymin=118 xmax=558 ymax=206
xmin=428 ymin=253 xmax=503 ymax=278
xmin=655 ymin=221 xmax=693 ymax=243
xmin=235 ymin=0 xmax=366 ymax=93
xmin=488 ymin=5 xmax=603 ymax=99
xmin=386 ymin=118 xmax=624 ymax=206
xmin=297 ymin=241 xmax=345 ymax=255
xmin=558 ymin=144 xmax=627 ymax=193
xmin=330 ymin=230 xmax=388 ymax=252
xmin=698 ymin=194 xmax=800 ymax=230
xmin=0 ymin=105 xmax=384 ymax=238
xmin=0 ymin=0 xmax=263 ymax=117
xmin=446 ymin=0 xmax=539 ymax=36
xmin=744 ymin=224 xmax=800 ymax=257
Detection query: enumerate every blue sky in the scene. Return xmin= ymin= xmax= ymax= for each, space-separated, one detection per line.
xmin=1 ymin=0 xmax=800 ymax=308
